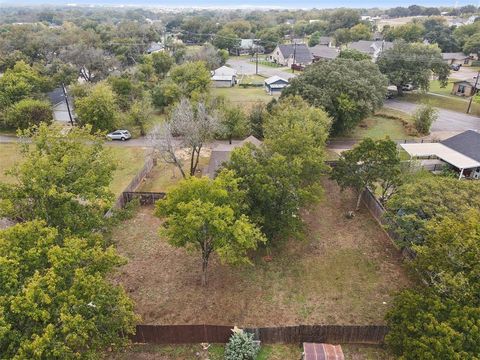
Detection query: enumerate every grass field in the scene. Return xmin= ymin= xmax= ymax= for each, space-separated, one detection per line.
xmin=111 ymin=179 xmax=412 ymax=327
xmin=138 ymin=155 xmax=211 ymax=193
xmin=0 ymin=142 xmax=147 ymax=196
xmin=429 ymin=80 xmax=457 ymax=97
xmin=345 ymin=108 xmax=415 ymax=140
xmin=110 ymin=343 xmax=393 ymax=359
xmin=402 ymin=93 xmax=480 ymax=117
xmin=212 ymin=86 xmax=276 ymax=111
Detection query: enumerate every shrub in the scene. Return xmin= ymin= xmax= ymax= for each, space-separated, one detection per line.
xmin=224 ymin=328 xmax=260 ymax=360
xmin=413 ymin=104 xmax=437 ymax=135
xmin=4 ymin=98 xmax=53 ymax=129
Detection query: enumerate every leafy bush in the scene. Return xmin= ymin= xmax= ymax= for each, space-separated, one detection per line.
xmin=413 ymin=104 xmax=437 ymax=135
xmin=225 ymin=328 xmax=260 ymax=360
xmin=4 ymin=98 xmax=52 ymax=129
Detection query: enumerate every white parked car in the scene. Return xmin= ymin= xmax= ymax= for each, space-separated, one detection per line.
xmin=106 ymin=130 xmax=131 ymax=141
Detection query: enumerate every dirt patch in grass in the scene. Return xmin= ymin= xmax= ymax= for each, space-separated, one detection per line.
xmin=111 ymin=179 xmax=412 ymax=327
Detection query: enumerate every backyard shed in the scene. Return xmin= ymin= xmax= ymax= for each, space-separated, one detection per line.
xmin=303 ymin=343 xmax=344 ymax=360
xmin=264 ymin=75 xmax=289 ymax=95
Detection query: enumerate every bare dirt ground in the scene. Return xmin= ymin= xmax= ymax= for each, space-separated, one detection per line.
xmin=111 ymin=179 xmax=412 ymax=327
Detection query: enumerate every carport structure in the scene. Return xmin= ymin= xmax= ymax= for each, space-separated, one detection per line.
xmin=400 ymin=142 xmax=480 ymax=179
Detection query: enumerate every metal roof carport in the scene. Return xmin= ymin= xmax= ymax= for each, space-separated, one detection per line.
xmin=400 ymin=143 xmax=480 ymax=178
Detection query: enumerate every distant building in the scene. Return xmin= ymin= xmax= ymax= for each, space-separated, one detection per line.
xmin=347 ymin=40 xmax=393 ymax=61
xmin=268 ymin=44 xmax=313 ymax=67
xmin=451 ymin=78 xmax=479 ymax=97
xmin=309 ymin=45 xmax=339 ymax=61
xmin=47 ymin=87 xmax=73 ymax=124
xmin=205 ymin=136 xmax=262 ymax=178
xmin=211 ymin=66 xmax=237 ymax=87
xmin=317 ymin=36 xmax=334 ymax=47
xmin=442 ymin=52 xmax=473 ymax=66
xmin=146 ymin=42 xmax=164 ymax=54
xmin=264 ymin=75 xmax=289 ymax=95
xmin=232 ymin=39 xmax=264 ymax=56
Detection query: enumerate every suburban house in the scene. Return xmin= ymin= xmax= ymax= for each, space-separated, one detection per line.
xmin=451 ymin=78 xmax=479 ymax=97
xmin=264 ymin=75 xmax=289 ymax=95
xmin=205 ymin=136 xmax=262 ymax=178
xmin=309 ymin=45 xmax=339 ymax=61
xmin=316 ymin=36 xmax=334 ymax=47
xmin=400 ymin=130 xmax=480 ymax=179
xmin=442 ymin=52 xmax=473 ymax=66
xmin=268 ymin=44 xmax=313 ymax=67
xmin=347 ymin=40 xmax=393 ymax=61
xmin=47 ymin=87 xmax=73 ymax=124
xmin=232 ymin=39 xmax=264 ymax=55
xmin=146 ymin=42 xmax=164 ymax=54
xmin=211 ymin=66 xmax=237 ymax=87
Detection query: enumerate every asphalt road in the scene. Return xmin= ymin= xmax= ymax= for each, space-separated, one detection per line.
xmin=227 ymin=57 xmax=297 ymax=79
xmin=384 ymin=99 xmax=480 ymax=135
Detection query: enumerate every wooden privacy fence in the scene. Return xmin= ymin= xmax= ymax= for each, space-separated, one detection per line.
xmin=123 ymin=191 xmax=166 ymax=205
xmin=131 ymin=324 xmax=388 ymax=345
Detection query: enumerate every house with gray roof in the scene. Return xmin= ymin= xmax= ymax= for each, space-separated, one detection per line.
xmin=309 ymin=45 xmax=339 ymax=61
xmin=205 ymin=136 xmax=262 ymax=178
xmin=211 ymin=66 xmax=237 ymax=87
xmin=317 ymin=36 xmax=334 ymax=47
xmin=347 ymin=40 xmax=393 ymax=61
xmin=264 ymin=75 xmax=289 ymax=95
xmin=267 ymin=44 xmax=313 ymax=67
xmin=442 ymin=52 xmax=473 ymax=66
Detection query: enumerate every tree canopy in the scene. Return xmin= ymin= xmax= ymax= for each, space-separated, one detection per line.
xmin=0 ymin=124 xmax=115 ymax=236
xmin=282 ymin=59 xmax=387 ymax=135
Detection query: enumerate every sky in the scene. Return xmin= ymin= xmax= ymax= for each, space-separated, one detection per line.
xmin=2 ymin=0 xmax=479 ymax=9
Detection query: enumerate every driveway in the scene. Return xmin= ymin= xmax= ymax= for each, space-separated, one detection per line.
xmin=227 ymin=57 xmax=297 ymax=80
xmin=449 ymin=66 xmax=479 ymax=81
xmin=385 ymin=99 xmax=480 ymax=138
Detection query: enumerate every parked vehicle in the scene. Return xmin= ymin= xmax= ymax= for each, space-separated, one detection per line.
xmin=402 ymin=84 xmax=415 ymax=91
xmin=106 ymin=130 xmax=131 ymax=141
xmin=450 ymin=64 xmax=461 ymax=71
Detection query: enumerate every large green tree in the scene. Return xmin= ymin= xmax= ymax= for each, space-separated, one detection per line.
xmin=331 ymin=138 xmax=402 ymax=211
xmin=213 ymin=28 xmax=241 ymax=51
xmin=169 ymin=61 xmax=211 ymax=100
xmin=377 ymin=40 xmax=450 ymax=95
xmin=0 ymin=220 xmax=137 ymax=359
xmin=4 ymin=98 xmax=53 ymax=129
xmin=385 ymin=175 xmax=480 ymax=247
xmin=155 ymin=170 xmax=265 ymax=286
xmin=282 ymin=59 xmax=387 ymax=135
xmin=0 ymin=124 xmax=115 ymax=236
xmin=75 ymin=82 xmax=118 ymax=132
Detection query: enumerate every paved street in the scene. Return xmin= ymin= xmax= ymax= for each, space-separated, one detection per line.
xmin=385 ymin=99 xmax=480 ymax=137
xmin=227 ymin=57 xmax=297 ymax=79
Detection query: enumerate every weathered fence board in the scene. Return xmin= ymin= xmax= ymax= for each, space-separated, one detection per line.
xmin=130 ymin=324 xmax=388 ymax=345
xmin=123 ymin=191 xmax=166 ymax=205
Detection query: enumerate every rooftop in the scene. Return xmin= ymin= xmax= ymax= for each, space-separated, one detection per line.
xmin=264 ymin=75 xmax=289 ymax=85
xmin=278 ymin=43 xmax=313 ymax=65
xmin=309 ymin=45 xmax=339 ymax=60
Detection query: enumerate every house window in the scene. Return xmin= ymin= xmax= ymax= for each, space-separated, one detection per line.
xmin=458 ymin=85 xmax=466 ymax=94
xmin=464 ymin=58 xmax=470 ymax=65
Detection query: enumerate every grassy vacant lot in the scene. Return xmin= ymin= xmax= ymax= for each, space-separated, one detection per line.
xmin=111 ymin=343 xmax=392 ymax=359
xmin=212 ymin=87 xmax=275 ymax=110
xmin=138 ymin=155 xmax=211 ymax=193
xmin=346 ymin=108 xmax=415 ymax=140
xmin=111 ymin=179 xmax=411 ymax=327
xmin=0 ymin=142 xmax=147 ymax=196
xmin=401 ymin=92 xmax=480 ymax=117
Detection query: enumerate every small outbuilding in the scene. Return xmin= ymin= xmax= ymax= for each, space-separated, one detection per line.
xmin=264 ymin=75 xmax=289 ymax=95
xmin=302 ymin=343 xmax=344 ymax=360
xmin=451 ymin=78 xmax=479 ymax=97
xmin=211 ymin=66 xmax=237 ymax=88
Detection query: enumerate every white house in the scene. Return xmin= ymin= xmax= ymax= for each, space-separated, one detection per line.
xmin=211 ymin=66 xmax=237 ymax=88
xmin=264 ymin=76 xmax=289 ymax=95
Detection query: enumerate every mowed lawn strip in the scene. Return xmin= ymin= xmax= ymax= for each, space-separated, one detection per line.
xmin=0 ymin=143 xmax=22 ymax=183
xmin=111 ymin=179 xmax=412 ymax=326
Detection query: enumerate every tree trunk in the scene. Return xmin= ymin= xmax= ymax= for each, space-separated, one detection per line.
xmin=396 ymin=85 xmax=404 ymax=97
xmin=201 ymin=257 xmax=208 ymax=286
xmin=355 ymin=189 xmax=364 ymax=212
xmin=228 ymin=135 xmax=232 ymax=145
xmin=189 ymin=147 xmax=196 ymax=177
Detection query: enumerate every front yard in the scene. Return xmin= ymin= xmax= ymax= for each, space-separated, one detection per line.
xmin=111 ymin=179 xmax=412 ymax=327
xmin=212 ymin=87 xmax=276 ymax=111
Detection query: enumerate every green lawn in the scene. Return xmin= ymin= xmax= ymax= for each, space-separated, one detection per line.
xmin=429 ymin=79 xmax=457 ymax=97
xmin=238 ymin=74 xmax=266 ymax=84
xmin=212 ymin=86 xmax=275 ymax=110
xmin=0 ymin=143 xmax=22 ymax=183
xmin=401 ymin=93 xmax=480 ymax=117
xmin=345 ymin=109 xmax=415 ymax=140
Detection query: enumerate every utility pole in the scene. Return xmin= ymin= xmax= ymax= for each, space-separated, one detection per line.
xmin=255 ymin=51 xmax=258 ymax=75
xmin=62 ymin=83 xmax=74 ymax=127
xmin=292 ymin=41 xmax=297 ymax=74
xmin=466 ymin=70 xmax=479 ymax=114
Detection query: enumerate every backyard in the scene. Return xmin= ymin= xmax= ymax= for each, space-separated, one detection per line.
xmin=111 ymin=179 xmax=412 ymax=327
xmin=211 ymin=87 xmax=276 ymax=110
xmin=110 ymin=343 xmax=393 ymax=360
